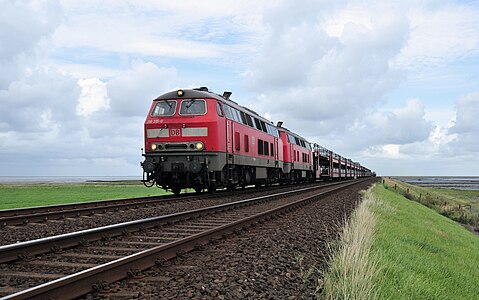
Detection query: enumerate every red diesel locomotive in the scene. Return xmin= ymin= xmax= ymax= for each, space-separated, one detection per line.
xmin=141 ymin=87 xmax=373 ymax=194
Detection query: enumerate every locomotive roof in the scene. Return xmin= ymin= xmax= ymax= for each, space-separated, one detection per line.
xmin=154 ymin=88 xmax=274 ymax=125
xmin=278 ymin=126 xmax=309 ymax=143
xmin=154 ymin=88 xmax=224 ymax=102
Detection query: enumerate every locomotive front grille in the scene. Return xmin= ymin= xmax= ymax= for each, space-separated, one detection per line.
xmin=150 ymin=141 xmax=204 ymax=152
xmin=165 ymin=143 xmax=188 ymax=150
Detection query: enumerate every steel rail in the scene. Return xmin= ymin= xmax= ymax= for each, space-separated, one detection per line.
xmin=0 ymin=195 xmax=186 ymax=226
xmin=0 ymin=180 xmax=350 ymax=264
xmin=2 ymin=179 xmax=369 ymax=300
xmin=0 ymin=181 xmax=324 ymax=226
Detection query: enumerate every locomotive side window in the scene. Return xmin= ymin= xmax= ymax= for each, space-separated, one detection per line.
xmin=270 ymin=143 xmax=274 ymax=157
xmin=258 ymin=139 xmax=264 ymax=155
xmin=254 ymin=118 xmax=262 ymax=130
xmin=268 ymin=124 xmax=275 ymax=136
xmin=288 ymin=134 xmax=297 ymax=145
xmin=151 ymin=100 xmax=177 ymax=116
xmin=268 ymin=125 xmax=279 ymax=138
xmin=216 ymin=102 xmax=224 ymax=117
xmin=235 ymin=132 xmax=241 ymax=151
xmin=223 ymin=104 xmax=233 ymax=119
xmin=240 ymin=111 xmax=248 ymax=125
xmin=244 ymin=135 xmax=249 ymax=152
xmin=245 ymin=114 xmax=254 ymax=127
xmin=260 ymin=121 xmax=267 ymax=133
xmin=233 ymin=108 xmax=242 ymax=123
xmin=180 ymin=99 xmax=206 ymax=115
xmin=264 ymin=141 xmax=269 ymax=156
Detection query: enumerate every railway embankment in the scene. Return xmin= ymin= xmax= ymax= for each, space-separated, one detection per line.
xmin=322 ymin=182 xmax=479 ymax=299
xmin=384 ymin=177 xmax=479 ymax=233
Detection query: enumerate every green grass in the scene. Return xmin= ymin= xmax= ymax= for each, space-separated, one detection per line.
xmin=321 ymin=188 xmax=379 ymax=300
xmin=0 ymin=182 xmax=171 ymax=210
xmin=383 ymin=178 xmax=479 ymax=229
xmin=371 ymin=184 xmax=479 ymax=299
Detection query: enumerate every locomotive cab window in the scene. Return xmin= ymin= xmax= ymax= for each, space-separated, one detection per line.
xmin=179 ymin=99 xmax=206 ymax=115
xmin=151 ymin=100 xmax=177 ymax=116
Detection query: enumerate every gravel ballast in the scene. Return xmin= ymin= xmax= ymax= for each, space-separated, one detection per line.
xmin=83 ymin=178 xmax=377 ymax=299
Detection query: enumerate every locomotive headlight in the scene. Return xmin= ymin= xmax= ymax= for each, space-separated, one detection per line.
xmin=195 ymin=142 xmax=204 ymax=151
xmin=177 ymin=89 xmax=184 ymax=97
xmin=151 ymin=143 xmax=157 ymax=151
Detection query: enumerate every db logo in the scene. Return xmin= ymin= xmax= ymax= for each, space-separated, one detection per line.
xmin=169 ymin=129 xmax=181 ymax=136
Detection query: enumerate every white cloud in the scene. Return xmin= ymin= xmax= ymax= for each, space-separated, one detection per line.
xmin=76 ymin=78 xmax=110 ymax=117
xmin=447 ymin=92 xmax=479 ymax=153
xmin=0 ymin=69 xmax=80 ymax=133
xmin=394 ymin=4 xmax=479 ymax=68
xmin=378 ymin=98 xmax=432 ymax=144
xmin=247 ymin=0 xmax=408 ymax=139
xmin=107 ymin=61 xmax=177 ymax=117
xmin=449 ymin=92 xmax=479 ymax=135
xmin=0 ymin=0 xmax=62 ymax=88
xmin=363 ymin=144 xmax=406 ymax=160
xmin=52 ymin=0 xmax=269 ymax=65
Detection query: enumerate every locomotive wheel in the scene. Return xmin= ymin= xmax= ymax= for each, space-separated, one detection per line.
xmin=172 ymin=188 xmax=181 ymax=195
xmin=194 ymin=187 xmax=203 ymax=194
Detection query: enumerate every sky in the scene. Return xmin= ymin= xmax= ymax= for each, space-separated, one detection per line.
xmin=1 ymin=0 xmax=478 ymax=177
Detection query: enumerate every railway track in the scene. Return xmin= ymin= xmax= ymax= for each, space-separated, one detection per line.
xmin=0 ymin=179 xmax=368 ymax=299
xmin=0 ymin=182 xmax=324 ymax=227
xmin=0 ymin=182 xmax=334 ymax=246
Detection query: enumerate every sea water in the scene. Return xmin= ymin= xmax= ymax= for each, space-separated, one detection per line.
xmin=394 ymin=176 xmax=479 ymax=190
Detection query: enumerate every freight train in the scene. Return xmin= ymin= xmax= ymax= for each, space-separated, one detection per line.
xmin=141 ymin=87 xmax=374 ymax=195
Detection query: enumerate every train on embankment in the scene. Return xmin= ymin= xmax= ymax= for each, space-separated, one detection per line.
xmin=141 ymin=87 xmax=375 ymax=195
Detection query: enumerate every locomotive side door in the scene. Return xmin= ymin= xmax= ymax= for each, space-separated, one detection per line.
xmin=226 ymin=119 xmax=233 ymax=153
xmin=274 ymin=137 xmax=279 ymax=161
xmin=226 ymin=119 xmax=234 ymax=164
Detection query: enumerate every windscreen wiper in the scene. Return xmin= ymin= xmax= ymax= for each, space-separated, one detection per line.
xmin=185 ymin=99 xmax=196 ymax=109
xmin=160 ymin=99 xmax=172 ymax=108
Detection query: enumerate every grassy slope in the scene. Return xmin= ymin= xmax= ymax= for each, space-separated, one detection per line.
xmin=0 ymin=183 xmax=170 ymax=210
xmin=371 ymin=184 xmax=479 ymax=299
xmin=383 ymin=178 xmax=479 ymax=228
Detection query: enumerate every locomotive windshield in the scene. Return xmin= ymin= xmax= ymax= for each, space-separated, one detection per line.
xmin=151 ymin=100 xmax=176 ymax=116
xmin=180 ymin=99 xmax=206 ymax=115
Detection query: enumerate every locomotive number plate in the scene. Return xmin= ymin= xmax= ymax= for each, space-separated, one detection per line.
xmin=169 ymin=129 xmax=181 ymax=136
